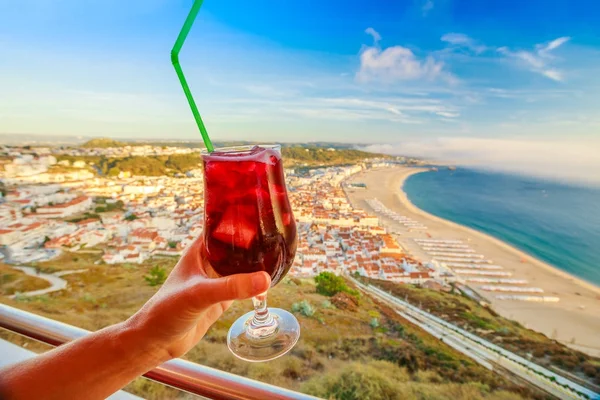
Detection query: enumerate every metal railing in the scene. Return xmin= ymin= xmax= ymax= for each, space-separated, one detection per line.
xmin=0 ymin=304 xmax=318 ymax=400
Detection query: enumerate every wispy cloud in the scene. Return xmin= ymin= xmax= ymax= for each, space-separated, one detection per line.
xmin=208 ymin=93 xmax=460 ymax=125
xmin=497 ymin=37 xmax=571 ymax=81
xmin=435 ymin=111 xmax=460 ymax=118
xmin=441 ymin=33 xmax=487 ymax=54
xmin=365 ymin=27 xmax=381 ymax=43
xmin=421 ymin=0 xmax=434 ymax=16
xmin=243 ymin=84 xmax=292 ymax=97
xmin=538 ymin=37 xmax=570 ymax=55
xmin=357 ymin=28 xmax=456 ymax=84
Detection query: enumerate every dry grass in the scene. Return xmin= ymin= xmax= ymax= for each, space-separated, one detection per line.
xmin=367 ymin=278 xmax=600 ymax=386
xmin=32 ymin=251 xmax=106 ymax=273
xmin=0 ymin=257 xmax=541 ymax=399
xmin=0 ymin=263 xmax=51 ymax=296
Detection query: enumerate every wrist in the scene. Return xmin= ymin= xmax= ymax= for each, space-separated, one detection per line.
xmin=115 ymin=318 xmax=170 ymax=370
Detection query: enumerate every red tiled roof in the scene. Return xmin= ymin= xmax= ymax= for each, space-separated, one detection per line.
xmin=22 ymin=222 xmax=44 ymax=232
xmin=77 ymin=218 xmax=100 ymax=226
xmin=131 ymin=228 xmax=159 ymax=240
xmin=39 ymin=196 xmax=89 ymax=210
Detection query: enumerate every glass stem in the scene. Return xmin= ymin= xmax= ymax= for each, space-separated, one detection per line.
xmin=247 ymin=292 xmax=278 ymax=339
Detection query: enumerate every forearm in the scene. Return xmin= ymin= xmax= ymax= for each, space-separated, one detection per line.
xmin=0 ymin=319 xmax=166 ymax=400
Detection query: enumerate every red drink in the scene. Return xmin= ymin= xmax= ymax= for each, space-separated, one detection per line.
xmin=201 ymin=146 xmax=297 ymax=285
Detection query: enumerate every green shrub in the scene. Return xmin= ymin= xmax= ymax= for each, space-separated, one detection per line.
xmin=302 ymin=360 xmax=410 ymax=400
xmin=370 ymin=318 xmax=380 ymax=329
xmin=82 ymin=293 xmax=96 ymax=304
xmin=321 ymin=299 xmax=333 ymax=308
xmin=125 ymin=214 xmax=138 ymax=221
xmin=314 ymin=272 xmax=359 ymax=298
xmin=292 ymin=300 xmax=315 ymax=317
xmin=144 ymin=266 xmax=167 ymax=286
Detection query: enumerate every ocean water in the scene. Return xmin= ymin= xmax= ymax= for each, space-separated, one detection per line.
xmin=403 ymin=168 xmax=600 ymax=287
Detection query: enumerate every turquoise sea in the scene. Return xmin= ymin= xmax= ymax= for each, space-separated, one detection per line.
xmin=403 ymin=168 xmax=600 ymax=287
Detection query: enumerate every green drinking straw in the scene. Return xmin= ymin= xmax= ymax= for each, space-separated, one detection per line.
xmin=171 ymin=0 xmax=214 ymax=152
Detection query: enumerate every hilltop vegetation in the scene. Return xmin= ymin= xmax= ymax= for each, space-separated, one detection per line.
xmin=366 ymin=278 xmax=600 ymax=388
xmin=282 ymin=147 xmax=389 ymax=167
xmin=83 ymin=139 xmax=361 ymax=150
xmin=0 ymin=255 xmax=540 ymax=400
xmin=56 ymin=146 xmax=389 ymax=177
xmin=56 ymin=153 xmax=202 ymax=177
xmin=81 ymin=138 xmax=127 ymax=148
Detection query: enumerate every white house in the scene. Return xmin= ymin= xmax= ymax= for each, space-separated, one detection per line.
xmin=36 ymin=196 xmax=92 ymax=218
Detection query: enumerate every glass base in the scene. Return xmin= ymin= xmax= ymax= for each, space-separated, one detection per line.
xmin=227 ymin=308 xmax=300 ymax=362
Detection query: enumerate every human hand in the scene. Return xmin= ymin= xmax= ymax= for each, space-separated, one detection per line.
xmin=127 ymin=236 xmax=271 ymax=362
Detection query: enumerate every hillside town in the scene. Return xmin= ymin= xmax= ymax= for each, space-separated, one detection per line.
xmin=0 ymin=144 xmax=436 ymax=285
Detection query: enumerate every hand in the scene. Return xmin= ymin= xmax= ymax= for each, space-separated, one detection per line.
xmin=128 ymin=236 xmax=271 ymax=362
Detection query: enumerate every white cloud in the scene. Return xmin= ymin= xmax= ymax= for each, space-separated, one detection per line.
xmin=542 ymin=69 xmax=563 ymax=81
xmin=361 ymin=136 xmax=600 ymax=187
xmin=319 ymin=97 xmax=456 ymax=116
xmin=497 ymin=37 xmax=570 ymax=81
xmin=441 ymin=33 xmax=487 ymax=54
xmin=357 ymin=29 xmax=454 ymax=84
xmin=539 ymin=37 xmax=570 ymax=54
xmin=436 ymin=111 xmax=459 ymax=118
xmin=365 ymin=27 xmax=381 ymax=43
xmin=441 ymin=33 xmax=470 ymax=46
xmin=422 ymin=0 xmax=434 ymax=16
xmin=243 ymin=84 xmax=290 ymax=97
xmin=213 ymin=94 xmax=460 ymax=125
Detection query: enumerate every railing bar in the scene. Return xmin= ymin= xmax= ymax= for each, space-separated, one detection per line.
xmin=0 ymin=304 xmax=318 ymax=400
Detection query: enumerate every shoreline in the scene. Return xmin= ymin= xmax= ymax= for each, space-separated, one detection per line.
xmin=344 ymin=166 xmax=600 ymax=356
xmin=397 ymin=168 xmax=600 ymax=296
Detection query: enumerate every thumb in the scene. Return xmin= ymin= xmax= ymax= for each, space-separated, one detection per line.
xmin=190 ymin=272 xmax=271 ymax=310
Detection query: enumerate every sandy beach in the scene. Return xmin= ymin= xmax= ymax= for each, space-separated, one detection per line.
xmin=345 ymin=167 xmax=600 ymax=357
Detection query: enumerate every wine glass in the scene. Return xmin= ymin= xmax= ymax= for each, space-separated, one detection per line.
xmin=200 ymin=144 xmax=299 ymax=362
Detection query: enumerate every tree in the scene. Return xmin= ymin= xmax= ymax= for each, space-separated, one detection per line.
xmin=144 ymin=266 xmax=167 ymax=287
xmin=107 ymin=156 xmax=167 ymax=176
xmin=82 ymin=138 xmax=126 ymax=148
xmin=125 ymin=214 xmax=138 ymax=221
xmin=165 ymin=154 xmax=201 ymax=173
xmin=107 ymin=167 xmax=120 ymax=177
xmin=314 ymin=272 xmax=359 ymax=298
xmin=315 ymin=272 xmax=345 ymax=296
xmin=168 ymin=241 xmax=178 ymax=249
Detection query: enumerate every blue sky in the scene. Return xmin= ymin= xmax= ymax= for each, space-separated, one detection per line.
xmin=1 ymin=0 xmax=599 ymax=152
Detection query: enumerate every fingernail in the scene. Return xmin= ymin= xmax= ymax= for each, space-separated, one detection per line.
xmin=252 ymin=272 xmax=268 ymax=292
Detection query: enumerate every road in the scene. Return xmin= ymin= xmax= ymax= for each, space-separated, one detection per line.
xmin=350 ymin=277 xmax=599 ymax=400
xmin=8 ymin=266 xmax=87 ymax=299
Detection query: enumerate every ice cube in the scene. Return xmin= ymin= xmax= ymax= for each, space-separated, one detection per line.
xmin=282 ymin=212 xmax=292 ymax=226
xmin=212 ymin=205 xmax=257 ymax=249
xmin=249 ymin=145 xmax=263 ymax=155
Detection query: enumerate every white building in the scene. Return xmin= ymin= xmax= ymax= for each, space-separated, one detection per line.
xmin=36 ymin=196 xmax=92 ymax=218
xmin=0 ymin=229 xmax=21 ymax=246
